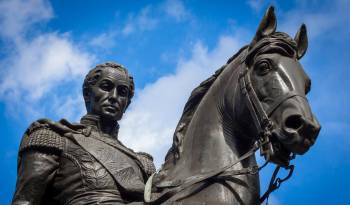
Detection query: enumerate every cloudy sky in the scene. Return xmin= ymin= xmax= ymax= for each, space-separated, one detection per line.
xmin=0 ymin=0 xmax=349 ymax=204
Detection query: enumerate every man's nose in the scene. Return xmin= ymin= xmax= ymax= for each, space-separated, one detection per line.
xmin=109 ymin=88 xmax=118 ymax=102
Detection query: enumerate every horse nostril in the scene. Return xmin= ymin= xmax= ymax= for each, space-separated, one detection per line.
xmin=284 ymin=115 xmax=304 ymax=130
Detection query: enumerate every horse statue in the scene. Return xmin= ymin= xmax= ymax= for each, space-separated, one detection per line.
xmin=145 ymin=6 xmax=321 ymax=205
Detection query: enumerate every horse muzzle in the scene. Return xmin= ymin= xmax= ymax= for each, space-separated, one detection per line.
xmin=277 ymin=113 xmax=321 ymax=154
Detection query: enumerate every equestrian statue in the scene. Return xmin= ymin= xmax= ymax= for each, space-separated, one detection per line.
xmin=12 ymin=6 xmax=320 ymax=205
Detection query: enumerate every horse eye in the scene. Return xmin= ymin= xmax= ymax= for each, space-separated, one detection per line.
xmin=255 ymin=61 xmax=271 ymax=75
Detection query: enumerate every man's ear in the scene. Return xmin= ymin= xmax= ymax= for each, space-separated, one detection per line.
xmin=124 ymin=99 xmax=131 ymax=113
xmin=83 ymin=88 xmax=91 ymax=113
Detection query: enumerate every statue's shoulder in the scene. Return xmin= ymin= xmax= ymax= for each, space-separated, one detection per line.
xmin=19 ymin=118 xmax=84 ymax=155
xmin=136 ymin=151 xmax=156 ymax=177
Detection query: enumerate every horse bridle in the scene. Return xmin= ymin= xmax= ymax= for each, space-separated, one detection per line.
xmin=238 ymin=65 xmax=299 ymax=165
xmin=238 ymin=63 xmax=298 ymax=204
xmin=144 ymin=59 xmax=301 ymax=205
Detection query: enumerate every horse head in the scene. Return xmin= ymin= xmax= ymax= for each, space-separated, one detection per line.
xmin=236 ymin=6 xmax=321 ymax=166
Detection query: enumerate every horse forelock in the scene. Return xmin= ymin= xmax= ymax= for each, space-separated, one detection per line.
xmin=246 ymin=32 xmax=297 ymax=66
xmin=167 ymin=46 xmax=250 ymax=163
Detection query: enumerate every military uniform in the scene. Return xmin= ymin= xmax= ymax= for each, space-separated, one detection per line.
xmin=12 ymin=114 xmax=156 ymax=205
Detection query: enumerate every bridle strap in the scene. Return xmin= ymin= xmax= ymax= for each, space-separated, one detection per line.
xmin=239 ymin=67 xmax=273 ymax=138
xmin=239 ymin=65 xmax=298 ymax=204
xmin=239 ymin=69 xmax=265 ymax=134
xmin=266 ymin=92 xmax=307 ymax=116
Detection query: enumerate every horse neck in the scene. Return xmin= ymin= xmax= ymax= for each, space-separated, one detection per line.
xmin=179 ymin=59 xmax=256 ymax=174
xmin=219 ymin=59 xmax=258 ymax=155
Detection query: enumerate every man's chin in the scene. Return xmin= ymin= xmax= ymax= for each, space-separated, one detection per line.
xmin=101 ymin=111 xmax=122 ymax=122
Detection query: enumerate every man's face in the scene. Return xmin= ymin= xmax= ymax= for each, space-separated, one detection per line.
xmin=88 ymin=68 xmax=130 ymax=121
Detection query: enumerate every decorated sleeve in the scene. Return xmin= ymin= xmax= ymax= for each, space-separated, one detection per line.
xmin=137 ymin=152 xmax=156 ymax=177
xmin=19 ymin=120 xmax=65 ymax=155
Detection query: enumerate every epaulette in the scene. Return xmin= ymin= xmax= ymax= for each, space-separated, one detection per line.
xmin=137 ymin=152 xmax=156 ymax=177
xmin=19 ymin=119 xmax=65 ymax=155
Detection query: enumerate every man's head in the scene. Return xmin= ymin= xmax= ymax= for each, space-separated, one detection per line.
xmin=83 ymin=62 xmax=134 ymax=121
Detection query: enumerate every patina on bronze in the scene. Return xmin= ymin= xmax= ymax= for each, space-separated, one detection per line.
xmin=145 ymin=6 xmax=320 ymax=205
xmin=11 ymin=62 xmax=156 ymax=205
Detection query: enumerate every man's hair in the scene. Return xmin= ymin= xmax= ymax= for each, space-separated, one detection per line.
xmin=82 ymin=62 xmax=135 ymax=111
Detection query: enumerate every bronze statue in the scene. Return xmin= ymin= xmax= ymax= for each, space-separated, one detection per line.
xmin=12 ymin=6 xmax=321 ymax=205
xmin=11 ymin=62 xmax=156 ymax=205
xmin=144 ymin=6 xmax=321 ymax=205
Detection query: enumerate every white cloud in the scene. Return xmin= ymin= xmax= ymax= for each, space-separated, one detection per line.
xmin=0 ymin=0 xmax=53 ymax=41
xmin=121 ymin=0 xmax=191 ymax=36
xmin=1 ymin=33 xmax=92 ymax=100
xmin=137 ymin=6 xmax=158 ymax=30
xmin=122 ymin=23 xmax=135 ymax=36
xmin=89 ymin=31 xmax=118 ymax=49
xmin=122 ymin=6 xmax=158 ymax=35
xmin=162 ymin=0 xmax=190 ymax=22
xmin=280 ymin=0 xmax=350 ymax=39
xmin=247 ymin=0 xmax=266 ymax=12
xmin=52 ymin=92 xmax=86 ymax=122
xmin=119 ymin=35 xmax=245 ymax=167
xmin=0 ymin=0 xmax=94 ymax=122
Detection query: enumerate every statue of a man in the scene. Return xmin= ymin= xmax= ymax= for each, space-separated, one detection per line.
xmin=11 ymin=62 xmax=156 ymax=205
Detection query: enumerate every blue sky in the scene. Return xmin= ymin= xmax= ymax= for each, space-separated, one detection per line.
xmin=0 ymin=0 xmax=349 ymax=204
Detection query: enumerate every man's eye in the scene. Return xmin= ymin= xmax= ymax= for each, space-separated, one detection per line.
xmin=118 ymin=86 xmax=128 ymax=97
xmin=100 ymin=83 xmax=112 ymax=91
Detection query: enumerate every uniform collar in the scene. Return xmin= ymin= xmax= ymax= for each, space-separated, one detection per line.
xmin=80 ymin=114 xmax=119 ymax=138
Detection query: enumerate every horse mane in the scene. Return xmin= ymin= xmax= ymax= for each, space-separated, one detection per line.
xmin=167 ymin=45 xmax=249 ymax=162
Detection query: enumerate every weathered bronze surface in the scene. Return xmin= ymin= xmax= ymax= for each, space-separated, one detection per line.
xmin=12 ymin=6 xmax=321 ymax=205
xmin=145 ymin=6 xmax=320 ymax=205
xmin=12 ymin=62 xmax=156 ymax=205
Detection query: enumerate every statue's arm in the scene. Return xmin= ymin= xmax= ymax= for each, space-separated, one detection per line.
xmin=11 ymin=151 xmax=60 ymax=205
xmin=137 ymin=152 xmax=156 ymax=178
xmin=11 ymin=120 xmax=64 ymax=205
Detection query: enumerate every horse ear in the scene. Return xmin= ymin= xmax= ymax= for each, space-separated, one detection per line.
xmin=294 ymin=24 xmax=308 ymax=59
xmin=251 ymin=6 xmax=277 ymax=46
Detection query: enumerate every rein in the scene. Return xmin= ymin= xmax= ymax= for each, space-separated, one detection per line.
xmin=144 ymin=140 xmax=267 ymax=204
